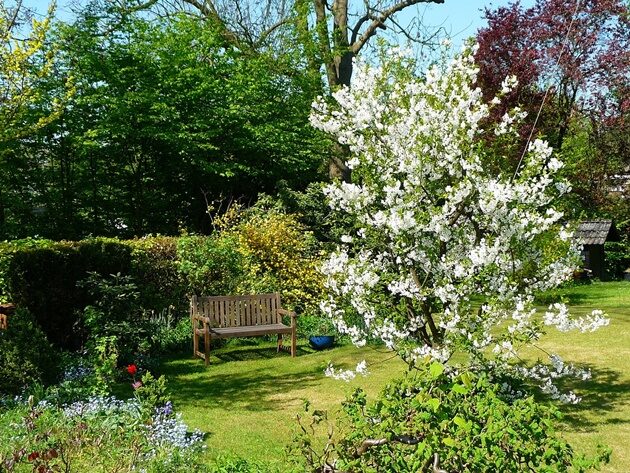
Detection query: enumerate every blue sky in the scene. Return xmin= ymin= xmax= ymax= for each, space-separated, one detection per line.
xmin=24 ymin=0 xmax=535 ymax=40
xmin=411 ymin=0 xmax=535 ymax=44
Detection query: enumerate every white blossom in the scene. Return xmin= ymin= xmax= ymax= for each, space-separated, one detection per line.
xmin=311 ymin=42 xmax=607 ymax=403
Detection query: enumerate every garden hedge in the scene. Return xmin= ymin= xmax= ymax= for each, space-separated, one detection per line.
xmin=0 ymin=213 xmax=325 ymax=350
xmin=0 ymin=237 xmax=185 ymax=349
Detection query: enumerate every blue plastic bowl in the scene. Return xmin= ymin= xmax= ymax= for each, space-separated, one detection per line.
xmin=309 ymin=335 xmax=335 ymax=350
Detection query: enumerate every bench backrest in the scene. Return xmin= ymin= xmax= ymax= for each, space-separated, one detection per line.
xmin=190 ymin=293 xmax=283 ymax=328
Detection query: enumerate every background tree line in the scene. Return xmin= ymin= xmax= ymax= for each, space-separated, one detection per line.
xmin=0 ymin=0 xmax=628 ymax=241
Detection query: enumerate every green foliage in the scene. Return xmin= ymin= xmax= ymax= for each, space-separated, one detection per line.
xmin=277 ymin=182 xmax=355 ymax=245
xmin=0 ymin=237 xmax=188 ymax=350
xmin=604 ymin=241 xmax=630 ymax=280
xmin=0 ymin=308 xmax=60 ymax=396
xmin=0 ymin=221 xmax=326 ymax=363
xmin=80 ymin=271 xmax=147 ymax=364
xmin=148 ymin=309 xmax=192 ymax=355
xmin=233 ymin=207 xmax=324 ymax=312
xmin=0 ymin=10 xmax=328 ymax=240
xmin=298 ymin=314 xmax=336 ymax=337
xmin=0 ymin=396 xmax=206 ymax=473
xmin=131 ymin=237 xmax=187 ymax=315
xmin=88 ymin=335 xmax=119 ymax=395
xmin=177 ymin=204 xmax=326 ymax=312
xmin=0 ymin=2 xmax=68 ymax=144
xmin=291 ymin=367 xmax=610 ymax=472
xmin=4 ymin=238 xmax=133 ymax=348
xmin=177 ymin=234 xmax=249 ymax=296
xmin=133 ymin=371 xmax=170 ymax=415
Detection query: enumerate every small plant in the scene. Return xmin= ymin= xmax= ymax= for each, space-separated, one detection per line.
xmin=299 ymin=314 xmax=336 ymax=337
xmin=79 ymin=272 xmax=147 ymax=364
xmin=0 ymin=308 xmax=59 ymax=395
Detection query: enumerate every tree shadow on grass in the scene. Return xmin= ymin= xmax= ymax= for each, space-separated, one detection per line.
xmin=554 ymin=364 xmax=630 ymax=432
xmin=159 ymin=345 xmax=328 ymax=413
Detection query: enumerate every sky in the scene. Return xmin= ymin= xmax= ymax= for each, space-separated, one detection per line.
xmin=411 ymin=0 xmax=535 ymax=44
xmin=23 ymin=0 xmax=536 ymax=41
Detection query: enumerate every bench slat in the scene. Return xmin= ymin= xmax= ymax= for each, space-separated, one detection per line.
xmin=209 ymin=323 xmax=292 ymax=338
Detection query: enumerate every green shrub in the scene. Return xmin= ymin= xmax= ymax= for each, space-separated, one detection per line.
xmin=177 ymin=234 xmax=249 ymax=296
xmin=234 ymin=208 xmax=324 ymax=312
xmin=0 ymin=213 xmax=327 ymax=357
xmin=80 ymin=272 xmax=148 ymax=364
xmin=148 ymin=311 xmax=192 ymax=355
xmin=0 ymin=308 xmax=60 ymax=395
xmin=0 ymin=238 xmax=56 ymax=304
xmin=604 ymin=241 xmax=630 ymax=280
xmin=1 ymin=237 xmax=188 ymax=350
xmin=4 ymin=238 xmax=133 ymax=348
xmin=277 ymin=182 xmax=355 ymax=245
xmin=130 ymin=236 xmax=187 ymax=314
xmin=290 ymin=365 xmax=610 ymax=472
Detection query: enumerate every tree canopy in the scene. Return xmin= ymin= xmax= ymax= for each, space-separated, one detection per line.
xmin=0 ymin=9 xmax=330 ymax=239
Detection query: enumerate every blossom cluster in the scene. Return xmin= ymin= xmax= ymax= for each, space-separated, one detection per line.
xmin=62 ymin=396 xmax=204 ymax=454
xmin=312 ymin=42 xmax=608 ymax=401
xmin=146 ymin=409 xmax=205 ymax=454
xmin=63 ymin=396 xmax=140 ymax=418
xmin=324 ymin=360 xmax=369 ymax=382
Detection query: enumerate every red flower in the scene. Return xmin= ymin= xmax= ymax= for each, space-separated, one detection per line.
xmin=126 ymin=364 xmax=137 ymax=376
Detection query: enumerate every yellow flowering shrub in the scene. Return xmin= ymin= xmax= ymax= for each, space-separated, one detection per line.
xmin=233 ymin=211 xmax=325 ymax=312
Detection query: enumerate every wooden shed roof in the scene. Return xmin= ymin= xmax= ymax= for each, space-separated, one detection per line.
xmin=574 ymin=220 xmax=618 ymax=245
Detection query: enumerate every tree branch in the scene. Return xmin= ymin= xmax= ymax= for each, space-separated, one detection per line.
xmin=354 ymin=434 xmax=423 ymax=457
xmin=351 ymin=0 xmax=445 ymax=54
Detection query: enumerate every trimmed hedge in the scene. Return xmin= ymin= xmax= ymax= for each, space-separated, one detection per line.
xmin=1 ymin=237 xmax=185 ymax=349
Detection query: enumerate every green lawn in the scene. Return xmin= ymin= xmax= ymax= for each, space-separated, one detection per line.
xmin=160 ymin=281 xmax=630 ymax=471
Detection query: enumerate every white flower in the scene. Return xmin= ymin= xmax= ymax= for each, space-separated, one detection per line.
xmin=310 ymin=42 xmax=604 ymax=403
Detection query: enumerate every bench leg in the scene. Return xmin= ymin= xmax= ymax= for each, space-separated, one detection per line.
xmin=192 ymin=321 xmax=198 ymax=360
xmin=277 ymin=333 xmax=283 ymax=353
xmin=204 ymin=324 xmax=211 ymax=366
xmin=291 ymin=328 xmax=296 ymax=358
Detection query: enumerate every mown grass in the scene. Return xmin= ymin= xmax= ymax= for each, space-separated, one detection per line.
xmin=160 ymin=281 xmax=630 ymax=471
xmin=531 ymin=281 xmax=630 ymax=472
xmin=159 ymin=342 xmax=406 ymax=468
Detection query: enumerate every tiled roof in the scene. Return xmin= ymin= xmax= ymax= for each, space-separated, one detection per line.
xmin=574 ymin=220 xmax=614 ymax=245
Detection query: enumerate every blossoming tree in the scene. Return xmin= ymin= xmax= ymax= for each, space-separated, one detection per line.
xmin=312 ymin=42 xmax=608 ymax=402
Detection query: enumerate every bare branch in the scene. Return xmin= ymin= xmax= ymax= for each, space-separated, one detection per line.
xmin=351 ymin=0 xmax=445 ymax=54
xmin=354 ymin=434 xmax=424 ymax=457
xmin=254 ymin=17 xmax=291 ymax=48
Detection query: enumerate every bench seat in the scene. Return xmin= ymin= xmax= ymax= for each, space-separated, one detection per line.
xmin=195 ymin=323 xmax=293 ymax=339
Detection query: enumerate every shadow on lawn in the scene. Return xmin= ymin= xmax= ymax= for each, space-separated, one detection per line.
xmin=160 ymin=345 xmax=325 ymax=412
xmin=557 ymin=364 xmax=630 ymax=432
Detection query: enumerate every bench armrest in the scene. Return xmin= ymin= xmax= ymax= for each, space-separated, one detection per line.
xmin=277 ymin=308 xmax=297 ymax=318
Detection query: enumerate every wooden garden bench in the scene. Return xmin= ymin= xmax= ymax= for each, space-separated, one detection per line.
xmin=191 ymin=293 xmax=297 ymax=365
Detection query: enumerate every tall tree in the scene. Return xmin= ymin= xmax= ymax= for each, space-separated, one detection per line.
xmin=0 ymin=9 xmax=329 ymax=239
xmin=0 ymin=0 xmax=60 ymax=142
xmin=126 ymin=0 xmax=445 ymax=179
xmin=476 ymin=0 xmax=628 ymax=152
xmin=475 ymin=0 xmax=629 ymax=220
